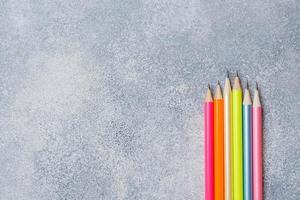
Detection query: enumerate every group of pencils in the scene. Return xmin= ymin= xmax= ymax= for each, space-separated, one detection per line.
xmin=204 ymin=72 xmax=263 ymax=200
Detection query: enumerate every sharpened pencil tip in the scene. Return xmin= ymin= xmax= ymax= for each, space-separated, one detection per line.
xmin=208 ymin=84 xmax=210 ymax=89
xmin=256 ymin=82 xmax=258 ymax=90
xmin=217 ymin=80 xmax=220 ymax=85
xmin=226 ymin=70 xmax=229 ymax=78
xmin=205 ymin=85 xmax=213 ymax=102
xmin=246 ymin=79 xmax=249 ymax=89
xmin=236 ymin=71 xmax=238 ymax=77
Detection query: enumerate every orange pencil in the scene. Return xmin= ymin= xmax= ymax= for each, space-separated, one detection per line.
xmin=214 ymin=81 xmax=224 ymax=200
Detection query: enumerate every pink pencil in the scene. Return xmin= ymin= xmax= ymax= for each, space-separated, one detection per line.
xmin=253 ymin=84 xmax=263 ymax=200
xmin=204 ymin=85 xmax=214 ymax=200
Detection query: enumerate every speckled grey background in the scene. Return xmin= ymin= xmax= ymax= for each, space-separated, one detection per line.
xmin=0 ymin=0 xmax=299 ymax=199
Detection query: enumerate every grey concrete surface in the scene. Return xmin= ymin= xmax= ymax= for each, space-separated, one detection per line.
xmin=0 ymin=0 xmax=299 ymax=199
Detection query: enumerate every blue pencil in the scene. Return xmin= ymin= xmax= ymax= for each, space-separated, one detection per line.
xmin=243 ymin=83 xmax=253 ymax=200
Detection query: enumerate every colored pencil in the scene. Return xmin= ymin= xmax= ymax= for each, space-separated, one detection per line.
xmin=204 ymin=85 xmax=214 ymax=200
xmin=232 ymin=73 xmax=243 ymax=200
xmin=214 ymin=82 xmax=224 ymax=200
xmin=253 ymin=83 xmax=263 ymax=200
xmin=224 ymin=73 xmax=232 ymax=200
xmin=243 ymin=82 xmax=252 ymax=200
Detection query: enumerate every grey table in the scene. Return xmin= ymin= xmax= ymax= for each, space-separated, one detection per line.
xmin=0 ymin=0 xmax=299 ymax=199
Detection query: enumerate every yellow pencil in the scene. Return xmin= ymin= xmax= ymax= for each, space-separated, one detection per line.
xmin=232 ymin=72 xmax=243 ymax=200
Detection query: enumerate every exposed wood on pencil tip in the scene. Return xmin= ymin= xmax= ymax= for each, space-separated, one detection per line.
xmin=224 ymin=75 xmax=231 ymax=94
xmin=233 ymin=76 xmax=241 ymax=90
xmin=243 ymin=89 xmax=252 ymax=104
xmin=205 ymin=86 xmax=213 ymax=102
xmin=214 ymin=83 xmax=223 ymax=99
xmin=253 ymin=86 xmax=261 ymax=107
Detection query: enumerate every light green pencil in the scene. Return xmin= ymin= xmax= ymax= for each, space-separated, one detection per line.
xmin=232 ymin=73 xmax=243 ymax=200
